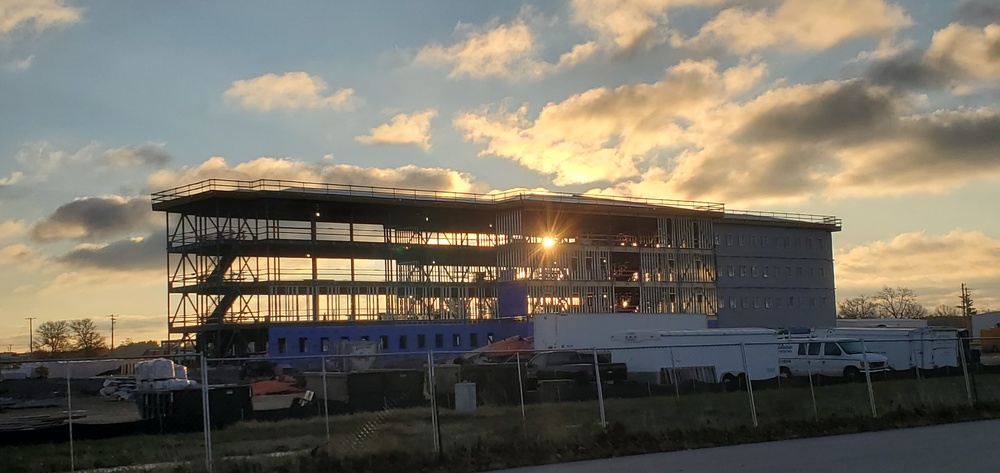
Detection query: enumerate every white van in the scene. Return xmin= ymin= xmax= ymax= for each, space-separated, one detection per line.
xmin=778 ymin=338 xmax=889 ymax=381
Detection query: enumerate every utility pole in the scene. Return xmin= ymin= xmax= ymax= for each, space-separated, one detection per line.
xmin=109 ymin=314 xmax=118 ymax=355
xmin=959 ymin=284 xmax=974 ymax=318
xmin=25 ymin=317 xmax=36 ymax=356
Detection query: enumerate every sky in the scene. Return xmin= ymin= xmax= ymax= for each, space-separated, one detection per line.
xmin=1 ymin=0 xmax=999 ymax=351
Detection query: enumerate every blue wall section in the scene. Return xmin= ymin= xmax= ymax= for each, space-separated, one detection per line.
xmin=269 ymin=320 xmax=532 ymax=356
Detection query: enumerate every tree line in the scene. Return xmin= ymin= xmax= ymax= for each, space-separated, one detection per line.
xmin=34 ymin=319 xmax=108 ymax=357
xmin=838 ymin=286 xmax=980 ymax=319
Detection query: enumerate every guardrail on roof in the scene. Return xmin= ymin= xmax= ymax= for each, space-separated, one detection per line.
xmin=151 ymin=179 xmax=726 ymax=212
xmin=725 ymin=209 xmax=842 ymax=228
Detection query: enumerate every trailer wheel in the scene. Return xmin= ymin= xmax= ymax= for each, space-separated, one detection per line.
xmin=779 ymin=367 xmax=791 ymax=379
xmin=721 ymin=374 xmax=738 ymax=392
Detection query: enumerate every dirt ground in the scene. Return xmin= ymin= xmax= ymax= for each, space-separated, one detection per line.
xmin=0 ymin=395 xmax=140 ymax=426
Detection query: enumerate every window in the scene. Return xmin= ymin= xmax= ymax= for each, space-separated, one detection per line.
xmin=789 ymin=296 xmax=795 ymax=307
xmin=298 ymin=337 xmax=307 ymax=353
xmin=341 ymin=336 xmax=350 ymax=341
xmin=452 ymin=334 xmax=461 ymax=347
xmin=786 ymin=266 xmax=792 ymax=277
xmin=380 ymin=335 xmax=389 ymax=350
xmin=752 ymin=266 xmax=758 ymax=277
xmin=763 ymin=266 xmax=769 ymax=278
xmin=435 ymin=334 xmax=443 ymax=348
xmin=820 ymin=267 xmax=825 ymax=277
xmin=471 ymin=333 xmax=479 ymax=347
xmin=320 ymin=337 xmax=330 ymax=353
xmin=740 ymin=265 xmax=747 ymax=277
xmin=810 ymin=267 xmax=816 ymax=277
xmin=798 ymin=344 xmax=807 ymax=356
xmin=714 ymin=233 xmax=720 ymax=245
xmin=753 ymin=297 xmax=760 ymax=309
xmin=762 ymin=236 xmax=769 ymax=247
xmin=751 ymin=236 xmax=758 ymax=246
xmin=278 ymin=337 xmax=287 ymax=354
xmin=821 ymin=297 xmax=828 ymax=306
xmin=824 ymin=343 xmax=842 ymax=356
xmin=776 ymin=297 xmax=783 ymax=308
xmin=795 ymin=237 xmax=802 ymax=248
xmin=728 ymin=265 xmax=735 ymax=277
xmin=730 ymin=296 xmax=737 ymax=308
xmin=739 ymin=234 xmax=746 ymax=246
xmin=727 ymin=234 xmax=734 ymax=246
xmin=719 ymin=298 xmax=725 ymax=308
xmin=807 ymin=237 xmax=813 ymax=249
xmin=784 ymin=237 xmax=790 ymax=248
xmin=765 ymin=297 xmax=771 ymax=308
xmin=796 ymin=266 xmax=804 ymax=277
xmin=399 ymin=335 xmax=407 ymax=350
xmin=360 ymin=335 xmax=370 ymax=341
xmin=807 ymin=343 xmax=821 ymax=356
xmin=742 ymin=297 xmax=748 ymax=308
xmin=418 ymin=334 xmax=427 ymax=349
xmin=810 ymin=297 xmax=816 ymax=307
xmin=487 ymin=332 xmax=495 ymax=343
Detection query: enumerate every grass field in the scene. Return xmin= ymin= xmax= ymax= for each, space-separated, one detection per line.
xmin=2 ymin=372 xmax=999 ymax=473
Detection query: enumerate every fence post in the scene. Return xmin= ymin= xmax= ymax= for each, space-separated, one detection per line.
xmin=862 ymin=343 xmax=877 ymax=418
xmin=321 ymin=355 xmax=331 ymax=444
xmin=592 ymin=348 xmax=607 ymax=429
xmin=806 ymin=353 xmax=818 ymax=420
xmin=200 ymin=353 xmax=213 ymax=473
xmin=427 ymin=349 xmax=441 ymax=456
xmin=67 ymin=362 xmax=75 ymax=472
xmin=516 ymin=352 xmax=526 ymax=422
xmin=958 ymin=336 xmax=974 ymax=406
xmin=739 ymin=342 xmax=758 ymax=427
xmin=668 ymin=347 xmax=680 ymax=399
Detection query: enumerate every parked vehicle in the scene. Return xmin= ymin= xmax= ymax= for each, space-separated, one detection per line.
xmin=606 ymin=328 xmax=779 ymax=390
xmin=525 ymin=351 xmax=628 ymax=387
xmin=812 ymin=327 xmax=959 ymax=371
xmin=778 ymin=337 xmax=889 ymax=381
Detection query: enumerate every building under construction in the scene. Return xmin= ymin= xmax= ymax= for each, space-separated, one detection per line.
xmin=152 ymin=179 xmax=841 ymax=357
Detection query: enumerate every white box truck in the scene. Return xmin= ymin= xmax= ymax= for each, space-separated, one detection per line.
xmin=605 ymin=328 xmax=779 ymax=390
xmin=533 ymin=312 xmax=708 ymax=351
xmin=812 ymin=327 xmax=959 ymax=371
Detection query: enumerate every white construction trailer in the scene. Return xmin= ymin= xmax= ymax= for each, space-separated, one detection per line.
xmin=812 ymin=327 xmax=959 ymax=371
xmin=605 ymin=328 xmax=780 ymax=388
xmin=835 ymin=318 xmax=928 ymax=328
xmin=533 ymin=313 xmax=708 ymax=351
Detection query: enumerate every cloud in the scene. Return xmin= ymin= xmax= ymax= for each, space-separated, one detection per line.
xmin=595 ymin=79 xmax=1000 ymax=204
xmin=4 ymin=54 xmax=34 ymax=71
xmin=103 ymin=144 xmax=171 ymax=168
xmin=30 ymin=196 xmax=158 ymax=242
xmin=146 ymin=156 xmax=486 ymax=194
xmin=956 ymin=0 xmax=1000 ymax=28
xmin=453 ymin=59 xmax=767 ymax=185
xmin=58 ymin=233 xmax=165 ymax=271
xmin=867 ymin=22 xmax=1000 ymax=92
xmin=0 ymin=220 xmax=27 ymax=239
xmin=224 ymin=72 xmax=359 ymax=111
xmin=835 ymin=230 xmax=1000 ymax=309
xmin=355 ymin=109 xmax=438 ymax=151
xmin=0 ymin=243 xmax=38 ymax=266
xmin=14 ymin=142 xmax=171 ymax=179
xmin=0 ymin=0 xmax=81 ymax=37
xmin=0 ymin=171 xmax=24 ymax=186
xmin=680 ymin=0 xmax=912 ymax=53
xmin=569 ymin=0 xmax=724 ymax=54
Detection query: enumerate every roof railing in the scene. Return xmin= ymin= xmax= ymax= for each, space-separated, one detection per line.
xmin=152 ymin=178 xmax=725 ymax=212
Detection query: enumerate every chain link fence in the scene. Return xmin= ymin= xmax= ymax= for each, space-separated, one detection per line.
xmin=2 ymin=335 xmax=999 ymax=472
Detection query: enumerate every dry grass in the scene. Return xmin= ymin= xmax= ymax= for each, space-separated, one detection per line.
xmin=1 ymin=373 xmax=998 ymax=473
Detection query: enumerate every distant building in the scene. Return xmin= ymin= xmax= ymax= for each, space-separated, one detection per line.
xmin=152 ymin=179 xmax=841 ymax=356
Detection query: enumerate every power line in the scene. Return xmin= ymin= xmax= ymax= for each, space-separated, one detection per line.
xmin=24 ymin=317 xmax=36 ymax=355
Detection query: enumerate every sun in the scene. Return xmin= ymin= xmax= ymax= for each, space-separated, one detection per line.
xmin=541 ymin=236 xmax=557 ymax=248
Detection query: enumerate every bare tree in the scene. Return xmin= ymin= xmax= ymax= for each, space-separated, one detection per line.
xmin=838 ymin=294 xmax=880 ymax=318
xmin=933 ymin=304 xmax=961 ymax=317
xmin=70 ymin=318 xmax=108 ymax=356
xmin=875 ymin=286 xmax=928 ymax=318
xmin=35 ymin=320 xmax=71 ymax=354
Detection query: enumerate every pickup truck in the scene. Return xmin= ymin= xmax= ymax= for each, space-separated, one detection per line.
xmin=526 ymin=351 xmax=628 ymax=388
